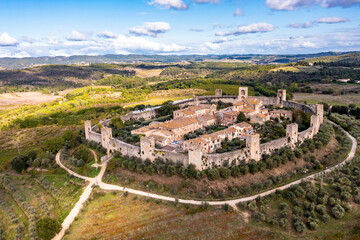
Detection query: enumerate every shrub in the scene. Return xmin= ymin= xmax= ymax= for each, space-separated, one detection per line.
xmin=253 ymin=211 xmax=265 ymax=222
xmin=332 ymin=204 xmax=345 ymax=219
xmin=293 ymin=219 xmax=306 ymax=233
xmin=294 ymin=149 xmax=303 ymax=158
xmin=293 ymin=206 xmax=303 ymax=216
xmin=36 ymin=217 xmax=61 ymax=240
xmin=223 ymin=203 xmax=233 ymax=212
xmin=201 ymin=201 xmax=209 ymax=210
xmin=207 ymin=168 xmax=220 ymax=181
xmin=43 ymin=137 xmax=65 ymax=154
xmin=11 ymin=155 xmax=29 ymax=173
xmin=279 ymin=218 xmax=288 ymax=229
xmin=315 ymin=204 xmax=326 ymax=215
xmin=166 ymin=165 xmax=176 ymax=177
xmin=279 ymin=202 xmax=288 ymax=210
xmin=307 ymin=217 xmax=319 ymax=230
xmin=219 ymin=168 xmax=231 ymax=179
xmin=27 ymin=150 xmax=37 ymax=160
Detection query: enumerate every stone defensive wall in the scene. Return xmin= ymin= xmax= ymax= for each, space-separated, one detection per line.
xmin=85 ymin=91 xmax=324 ymax=169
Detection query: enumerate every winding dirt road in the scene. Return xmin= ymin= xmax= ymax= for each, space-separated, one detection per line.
xmin=53 ymin=126 xmax=357 ymax=240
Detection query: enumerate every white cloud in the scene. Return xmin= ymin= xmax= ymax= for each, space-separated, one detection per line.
xmin=0 ymin=33 xmax=18 ymax=46
xmin=316 ymin=17 xmax=349 ymax=23
xmin=205 ymin=42 xmax=220 ymax=50
xmin=111 ymin=35 xmax=185 ymax=52
xmin=233 ymin=8 xmax=243 ymax=16
xmin=212 ymin=37 xmax=231 ymax=44
xmin=0 ymin=50 xmax=30 ymax=58
xmin=148 ymin=0 xmax=189 ymax=10
xmin=216 ymin=22 xmax=274 ymax=36
xmin=193 ymin=0 xmax=219 ymax=4
xmin=321 ymin=0 xmax=360 ymax=7
xmin=265 ymin=0 xmax=317 ymax=10
xmin=129 ymin=22 xmax=171 ymax=37
xmin=266 ymin=0 xmax=360 ymax=10
xmin=189 ymin=28 xmax=204 ymax=32
xmin=213 ymin=23 xmax=226 ymax=29
xmin=66 ymin=31 xmax=88 ymax=41
xmin=288 ymin=22 xmax=313 ymax=28
xmin=97 ymin=31 xmax=117 ymax=39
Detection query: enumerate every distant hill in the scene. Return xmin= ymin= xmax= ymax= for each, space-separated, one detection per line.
xmin=306 ymin=52 xmax=360 ymax=63
xmin=0 ymin=52 xmax=357 ymax=69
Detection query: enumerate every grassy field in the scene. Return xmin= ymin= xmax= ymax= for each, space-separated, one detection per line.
xmin=64 ymin=191 xmax=280 ymax=240
xmin=0 ymin=125 xmax=81 ymax=172
xmin=293 ymin=93 xmax=360 ymax=107
xmin=123 ymin=89 xmax=206 ymax=108
xmin=0 ymin=174 xmax=84 ymax=239
xmin=270 ymin=66 xmax=300 ymax=72
xmin=64 ymin=190 xmax=360 ymax=240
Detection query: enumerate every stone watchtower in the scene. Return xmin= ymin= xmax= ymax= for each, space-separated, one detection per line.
xmin=215 ymin=89 xmax=222 ymax=97
xmin=84 ymin=120 xmax=91 ymax=140
xmin=246 ymin=134 xmax=260 ymax=161
xmin=140 ymin=136 xmax=155 ymax=162
xmin=188 ymin=143 xmax=203 ymax=170
xmin=238 ymin=87 xmax=248 ymax=101
xmin=101 ymin=126 xmax=112 ymax=153
xmin=277 ymin=89 xmax=286 ymax=105
xmin=194 ymin=96 xmax=200 ymax=106
xmin=286 ymin=123 xmax=298 ymax=150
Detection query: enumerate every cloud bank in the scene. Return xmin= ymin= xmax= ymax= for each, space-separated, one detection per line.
xmin=266 ymin=0 xmax=360 ymax=10
xmin=148 ymin=0 xmax=189 ymax=10
xmin=216 ymin=22 xmax=274 ymax=36
xmin=129 ymin=22 xmax=171 ymax=37
xmin=0 ymin=33 xmax=18 ymax=46
xmin=66 ymin=31 xmax=88 ymax=41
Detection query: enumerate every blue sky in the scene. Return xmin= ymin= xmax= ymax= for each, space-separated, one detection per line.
xmin=0 ymin=0 xmax=359 ymax=57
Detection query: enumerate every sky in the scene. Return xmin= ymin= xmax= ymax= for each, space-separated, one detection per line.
xmin=0 ymin=0 xmax=359 ymax=57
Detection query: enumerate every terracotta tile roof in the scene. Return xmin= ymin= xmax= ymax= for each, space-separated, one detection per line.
xmin=224 ymin=111 xmax=239 ymax=117
xmin=241 ymin=108 xmax=255 ymax=113
xmin=246 ymin=97 xmax=262 ymax=104
xmin=235 ymin=122 xmax=252 ymax=129
xmin=179 ymin=109 xmax=195 ymax=115
xmin=197 ymin=114 xmax=216 ymax=122
xmin=160 ymin=117 xmax=198 ymax=129
xmin=234 ymin=102 xmax=245 ymax=106
xmin=224 ymin=127 xmax=237 ymax=133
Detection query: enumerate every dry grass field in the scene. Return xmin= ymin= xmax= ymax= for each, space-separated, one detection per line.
xmin=122 ymin=89 xmax=206 ymax=108
xmin=293 ymin=93 xmax=360 ymax=107
xmin=64 ymin=192 xmax=279 ymax=240
xmin=0 ymin=92 xmax=60 ymax=107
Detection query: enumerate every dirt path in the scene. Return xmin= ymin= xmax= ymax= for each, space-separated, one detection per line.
xmin=53 ymin=123 xmax=357 ymax=239
xmin=89 ymin=149 xmax=98 ymax=164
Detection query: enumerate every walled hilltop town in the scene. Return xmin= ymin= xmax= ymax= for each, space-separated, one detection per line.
xmin=84 ymin=87 xmax=323 ymax=170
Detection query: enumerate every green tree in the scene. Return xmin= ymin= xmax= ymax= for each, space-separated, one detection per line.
xmin=11 ymin=155 xmax=29 ymax=173
xmin=27 ymin=150 xmax=37 ymax=160
xmin=36 ymin=217 xmax=61 ymax=240
xmin=43 ymin=137 xmax=65 ymax=153
xmin=236 ymin=112 xmax=247 ymax=123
